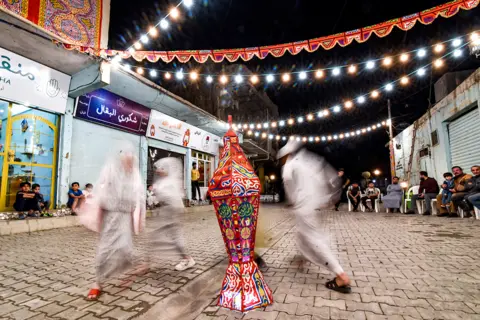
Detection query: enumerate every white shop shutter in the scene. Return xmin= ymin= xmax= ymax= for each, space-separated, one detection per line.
xmin=449 ymin=108 xmax=480 ymax=171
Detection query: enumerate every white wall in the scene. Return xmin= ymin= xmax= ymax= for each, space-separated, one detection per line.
xmin=69 ymin=119 xmax=141 ymax=189
xmin=393 ymin=68 xmax=480 ymax=186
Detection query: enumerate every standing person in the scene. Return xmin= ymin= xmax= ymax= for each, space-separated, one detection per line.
xmin=85 ymin=145 xmax=145 ymax=301
xmin=148 ymin=157 xmax=195 ymax=271
xmin=405 ymin=171 xmax=439 ymax=215
xmin=278 ymin=140 xmax=351 ymax=293
xmin=361 ymin=182 xmax=380 ymax=212
xmin=333 ymin=169 xmax=350 ymax=211
xmin=383 ymin=176 xmax=403 ymax=212
xmin=191 ymin=162 xmax=202 ymax=201
xmin=347 ymin=182 xmax=362 ymax=212
xmin=436 ymin=166 xmax=472 ymax=217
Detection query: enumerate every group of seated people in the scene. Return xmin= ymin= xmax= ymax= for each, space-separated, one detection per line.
xmin=13 ymin=182 xmax=50 ymax=217
xmin=404 ymin=165 xmax=480 ymax=217
xmin=347 ymin=181 xmax=381 ymax=212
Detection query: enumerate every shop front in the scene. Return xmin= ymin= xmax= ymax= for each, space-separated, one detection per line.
xmin=0 ymin=47 xmax=71 ymax=210
xmin=70 ymin=89 xmax=151 ymax=192
xmin=147 ymin=110 xmax=220 ymax=201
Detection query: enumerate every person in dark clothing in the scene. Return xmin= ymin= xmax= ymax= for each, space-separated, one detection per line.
xmin=405 ymin=171 xmax=439 ymax=215
xmin=32 ymin=184 xmax=50 ymax=214
xmin=347 ymin=182 xmax=361 ymax=212
xmin=334 ymin=169 xmax=350 ymax=211
xmin=13 ymin=182 xmax=40 ymax=216
xmin=454 ymin=165 xmax=480 ymax=217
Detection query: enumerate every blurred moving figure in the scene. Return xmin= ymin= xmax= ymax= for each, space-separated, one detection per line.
xmin=84 ymin=144 xmax=146 ymax=301
xmin=277 ymin=140 xmax=352 ymax=294
xmin=149 ymin=157 xmax=195 ymax=271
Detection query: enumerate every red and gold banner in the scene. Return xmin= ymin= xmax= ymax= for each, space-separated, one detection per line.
xmin=0 ymin=0 xmax=108 ymax=49
xmin=58 ymin=0 xmax=478 ymax=63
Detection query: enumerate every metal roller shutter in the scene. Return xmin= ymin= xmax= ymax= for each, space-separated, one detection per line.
xmin=448 ymin=108 xmax=480 ymax=171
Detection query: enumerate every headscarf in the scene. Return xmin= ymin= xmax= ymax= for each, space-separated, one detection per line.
xmin=153 ymin=157 xmax=185 ymax=210
xmin=79 ymin=143 xmax=146 ymax=234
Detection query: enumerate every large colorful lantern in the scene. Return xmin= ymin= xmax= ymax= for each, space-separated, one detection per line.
xmin=208 ymin=117 xmax=273 ymax=312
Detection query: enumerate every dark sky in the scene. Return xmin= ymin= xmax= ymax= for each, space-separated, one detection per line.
xmin=108 ymin=0 xmax=480 ymax=180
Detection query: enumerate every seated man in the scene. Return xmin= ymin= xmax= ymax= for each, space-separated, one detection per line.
xmin=435 ymin=166 xmax=471 ymax=217
xmin=405 ymin=171 xmax=439 ymax=215
xmin=383 ymin=176 xmax=403 ymax=213
xmin=361 ymin=182 xmax=380 ymax=212
xmin=455 ymin=165 xmax=480 ymax=217
xmin=32 ymin=184 xmax=50 ymax=214
xmin=347 ymin=182 xmax=362 ymax=212
xmin=67 ymin=182 xmax=84 ymax=214
xmin=13 ymin=182 xmax=40 ymax=216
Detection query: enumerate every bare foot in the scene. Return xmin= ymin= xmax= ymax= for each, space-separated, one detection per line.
xmin=335 ymin=272 xmax=351 ymax=287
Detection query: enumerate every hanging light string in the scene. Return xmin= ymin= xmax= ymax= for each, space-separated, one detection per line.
xmin=111 ymin=0 xmax=194 ymax=63
xmin=240 ymin=119 xmax=391 ymax=143
xmin=117 ymin=31 xmax=478 ymax=82
xmin=217 ymin=41 xmax=470 ymax=130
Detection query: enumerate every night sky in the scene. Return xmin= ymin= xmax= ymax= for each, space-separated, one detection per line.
xmin=108 ymin=0 xmax=480 ymax=181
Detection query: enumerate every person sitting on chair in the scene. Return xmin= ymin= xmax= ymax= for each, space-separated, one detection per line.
xmin=361 ymin=182 xmax=380 ymax=212
xmin=405 ymin=171 xmax=439 ymax=216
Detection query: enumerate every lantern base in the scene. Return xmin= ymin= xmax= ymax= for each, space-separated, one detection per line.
xmin=217 ymin=260 xmax=274 ymax=312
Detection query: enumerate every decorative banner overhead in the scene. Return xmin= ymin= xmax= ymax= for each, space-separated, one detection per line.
xmin=58 ymin=0 xmax=479 ymax=63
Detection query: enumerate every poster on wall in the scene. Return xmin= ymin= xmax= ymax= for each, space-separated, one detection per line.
xmin=0 ymin=47 xmax=71 ymax=114
xmin=75 ymin=89 xmax=151 ymax=135
xmin=147 ymin=110 xmax=220 ymax=155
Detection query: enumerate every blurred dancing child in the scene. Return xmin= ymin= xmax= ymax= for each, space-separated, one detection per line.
xmin=85 ymin=145 xmax=145 ymax=300
xmin=277 ymin=140 xmax=352 ymax=293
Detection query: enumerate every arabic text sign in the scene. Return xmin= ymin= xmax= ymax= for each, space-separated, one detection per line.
xmin=147 ymin=110 xmax=220 ymax=155
xmin=75 ymin=89 xmax=151 ymax=135
xmin=0 ymin=47 xmax=71 ymax=114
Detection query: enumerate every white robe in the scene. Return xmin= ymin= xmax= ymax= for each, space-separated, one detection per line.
xmin=282 ymin=148 xmax=344 ymax=275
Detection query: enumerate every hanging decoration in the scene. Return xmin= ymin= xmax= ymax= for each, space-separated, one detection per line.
xmin=58 ymin=0 xmax=479 ymax=62
xmin=237 ymin=119 xmax=391 ymax=143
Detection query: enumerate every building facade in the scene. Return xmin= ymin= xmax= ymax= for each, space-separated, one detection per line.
xmin=393 ymin=69 xmax=480 ymax=186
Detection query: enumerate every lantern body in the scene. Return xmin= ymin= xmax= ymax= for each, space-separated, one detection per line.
xmin=208 ymin=128 xmax=273 ymax=312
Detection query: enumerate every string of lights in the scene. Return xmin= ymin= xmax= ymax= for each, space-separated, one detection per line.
xmin=111 ymin=0 xmax=194 ymax=62
xmin=236 ymin=119 xmax=391 ymax=143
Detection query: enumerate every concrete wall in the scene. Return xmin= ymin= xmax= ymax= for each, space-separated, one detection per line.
xmin=393 ymin=68 xmax=480 ymax=186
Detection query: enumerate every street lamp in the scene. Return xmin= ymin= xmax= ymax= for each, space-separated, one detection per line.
xmin=400 ymin=181 xmax=408 ymax=189
xmin=270 ymin=175 xmax=276 ymax=181
xmin=373 ymin=169 xmax=381 ymax=176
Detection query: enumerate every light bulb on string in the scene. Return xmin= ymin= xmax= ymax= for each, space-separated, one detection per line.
xmin=366 ymin=61 xmax=375 ymax=70
xmin=333 ymin=105 xmax=341 ymax=113
xmin=452 ymin=38 xmax=462 ymax=47
xmin=164 ymin=72 xmax=171 ymax=80
xmin=261 ymin=133 xmax=267 ymax=139
xmin=250 ymin=75 xmax=259 ymax=84
xmin=175 ymin=71 xmax=184 ymax=80
xmin=471 ymin=32 xmax=480 ymax=45
xmin=170 ymin=7 xmax=180 ymax=19
xmin=323 ymin=110 xmax=330 ymax=117
xmin=160 ymin=19 xmax=169 ymax=30
xmin=453 ymin=49 xmax=462 ymax=57
xmin=385 ymin=83 xmax=393 ymax=92
xmin=220 ymin=75 xmax=228 ymax=84
xmin=417 ymin=68 xmax=426 ymax=77
xmin=268 ymin=134 xmax=274 ymax=140
xmin=315 ymin=69 xmax=324 ymax=79
xmin=136 ymin=67 xmax=144 ymax=75
xmin=417 ymin=48 xmax=427 ymax=58
xmin=256 ymin=124 xmax=262 ymax=129
xmin=282 ymin=73 xmax=291 ymax=83
xmin=276 ymin=135 xmax=281 ymax=141
xmin=287 ymin=118 xmax=294 ymax=125
xmin=357 ymin=96 xmax=366 ymax=104
xmin=321 ymin=136 xmax=326 ymax=141
xmin=189 ymin=71 xmax=198 ymax=81
xmin=263 ymin=122 xmax=269 ymax=128
xmin=344 ymin=101 xmax=353 ymax=109
xmin=282 ymin=137 xmax=287 ymax=141
xmin=400 ymin=76 xmax=409 ymax=85
xmin=254 ymin=132 xmax=259 ymax=137
xmin=297 ymin=117 xmax=304 ymax=123
xmin=206 ymin=75 xmax=213 ymax=83
xmin=400 ymin=53 xmax=409 ymax=62
xmin=279 ymin=120 xmax=285 ymax=127
xmin=298 ymin=71 xmax=307 ymax=80
xmin=356 ymin=130 xmax=361 ymax=135
xmin=345 ymin=133 xmax=350 ymax=137
xmin=266 ymin=74 xmax=275 ymax=83
xmin=434 ymin=43 xmax=444 ymax=53
xmin=184 ymin=0 xmax=193 ymax=7
xmin=332 ymin=67 xmax=341 ymax=76
xmin=315 ymin=137 xmax=320 ymax=142
xmin=235 ymin=75 xmax=243 ymax=84
xmin=140 ymin=35 xmax=149 ymax=44
xmin=434 ymin=59 xmax=444 ymax=68
xmin=128 ymin=47 xmax=135 ymax=54
xmin=308 ymin=137 xmax=314 ymax=142
xmin=302 ymin=137 xmax=307 ymax=142
xmin=149 ymin=70 xmax=157 ymax=77
xmin=307 ymin=114 xmax=314 ymax=121
xmin=383 ymin=57 xmax=392 ymax=66
xmin=134 ymin=42 xmax=142 ymax=50
xmin=348 ymin=65 xmax=357 ymax=74
xmin=371 ymin=90 xmax=379 ymax=98
xmin=247 ymin=130 xmax=252 ymax=136
xmin=271 ymin=122 xmax=277 ymax=128
xmin=148 ymin=27 xmax=158 ymax=37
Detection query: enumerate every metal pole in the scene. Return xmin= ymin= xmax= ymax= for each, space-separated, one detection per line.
xmin=387 ymin=99 xmax=396 ymax=179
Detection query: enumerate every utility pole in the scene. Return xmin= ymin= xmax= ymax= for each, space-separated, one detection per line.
xmin=387 ymin=99 xmax=396 ymax=180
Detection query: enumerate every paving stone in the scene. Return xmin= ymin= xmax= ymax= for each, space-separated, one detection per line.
xmin=296 ymin=305 xmax=329 ymax=318
xmin=81 ymin=303 xmax=113 ymax=316
xmin=35 ymin=302 xmax=67 ymax=316
xmin=20 ymin=298 xmax=51 ymax=311
xmin=53 ymin=307 xmax=89 ymax=320
xmin=277 ymin=312 xmax=312 ymax=320
xmin=7 ymin=308 xmax=39 ymax=320
xmin=102 ymin=307 xmax=137 ymax=320
xmin=0 ymin=302 xmax=22 ymax=316
xmin=313 ymin=297 xmax=346 ymax=310
xmin=243 ymin=310 xmax=278 ymax=320
xmin=380 ymin=304 xmax=421 ymax=318
xmin=265 ymin=303 xmax=298 ymax=314
xmin=6 ymin=293 xmax=36 ymax=305
xmin=330 ymin=308 xmax=366 ymax=320
xmin=110 ymin=297 xmax=141 ymax=310
xmin=345 ymin=301 xmax=382 ymax=314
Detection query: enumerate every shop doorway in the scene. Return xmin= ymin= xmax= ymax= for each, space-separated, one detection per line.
xmin=0 ymin=100 xmax=59 ymax=210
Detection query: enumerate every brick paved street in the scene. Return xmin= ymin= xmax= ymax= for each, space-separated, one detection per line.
xmin=1 ymin=206 xmax=480 ymax=320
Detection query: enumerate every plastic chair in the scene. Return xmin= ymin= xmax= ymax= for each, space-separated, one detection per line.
xmin=430 ymin=189 xmax=443 ymax=216
xmin=474 ymin=207 xmax=480 ymax=220
xmin=404 ymin=186 xmax=420 ymax=212
xmin=360 ymin=188 xmax=381 ymax=213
